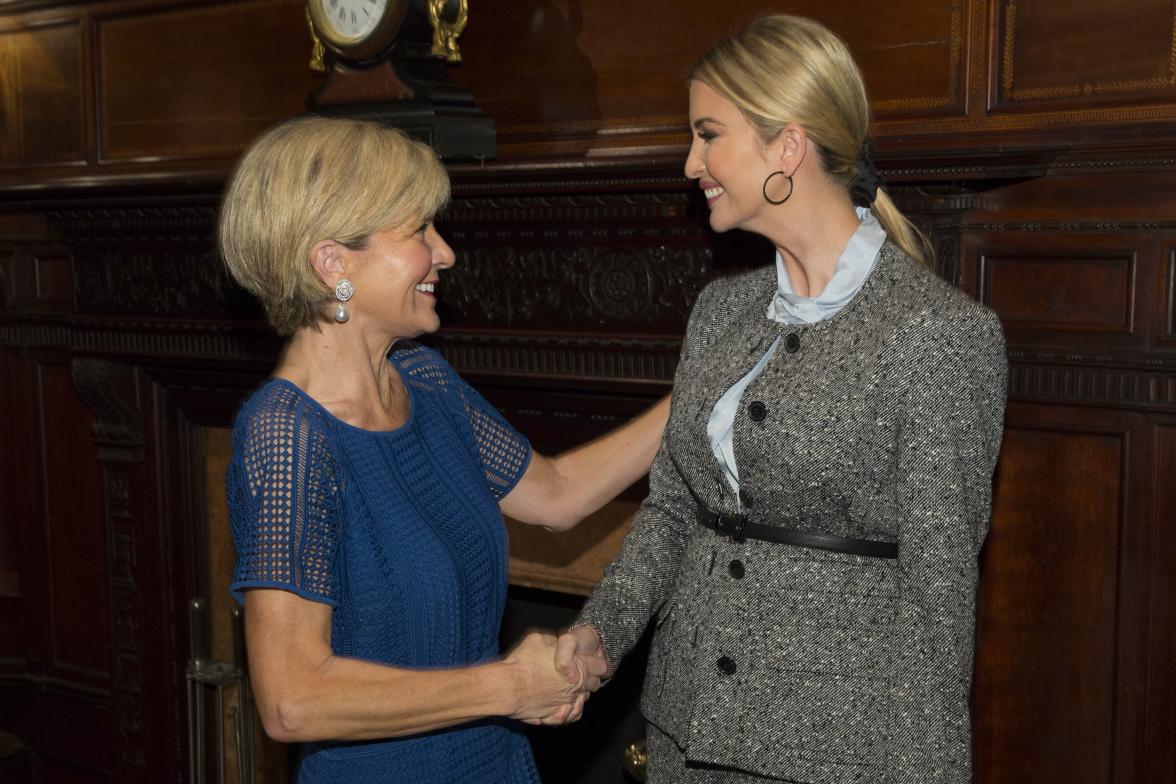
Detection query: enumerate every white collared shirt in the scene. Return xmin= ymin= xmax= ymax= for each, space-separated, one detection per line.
xmin=707 ymin=207 xmax=887 ymax=496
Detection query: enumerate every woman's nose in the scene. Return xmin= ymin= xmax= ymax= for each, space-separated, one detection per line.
xmin=430 ymin=227 xmax=456 ymax=268
xmin=684 ymin=139 xmax=704 ymax=180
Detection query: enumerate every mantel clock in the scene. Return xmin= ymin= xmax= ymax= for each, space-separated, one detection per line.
xmin=305 ymin=0 xmax=493 ymax=160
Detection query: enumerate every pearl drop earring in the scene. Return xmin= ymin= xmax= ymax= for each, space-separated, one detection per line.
xmin=334 ymin=278 xmax=354 ymax=323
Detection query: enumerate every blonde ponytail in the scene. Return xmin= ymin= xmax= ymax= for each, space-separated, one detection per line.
xmin=871 ymin=190 xmax=933 ymax=268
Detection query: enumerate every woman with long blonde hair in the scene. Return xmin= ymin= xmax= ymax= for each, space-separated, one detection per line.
xmin=558 ymin=15 xmax=1007 ymax=783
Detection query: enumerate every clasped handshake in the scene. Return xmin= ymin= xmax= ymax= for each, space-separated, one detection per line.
xmin=501 ymin=625 xmax=610 ymax=726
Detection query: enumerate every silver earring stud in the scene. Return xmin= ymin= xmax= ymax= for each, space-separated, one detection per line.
xmin=334 ymin=278 xmax=354 ymax=323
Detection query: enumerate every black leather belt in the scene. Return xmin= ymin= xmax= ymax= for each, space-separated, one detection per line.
xmin=697 ymin=508 xmax=898 ymax=559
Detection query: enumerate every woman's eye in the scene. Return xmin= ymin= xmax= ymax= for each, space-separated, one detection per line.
xmin=698 ymin=131 xmax=717 ymax=142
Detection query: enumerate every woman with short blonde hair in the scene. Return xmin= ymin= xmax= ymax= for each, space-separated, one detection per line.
xmin=220 ymin=116 xmax=668 ymax=783
xmin=220 ymin=117 xmax=450 ymax=335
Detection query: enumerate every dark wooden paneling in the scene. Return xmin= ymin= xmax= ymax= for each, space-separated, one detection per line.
xmin=0 ymin=344 xmax=20 ymax=603
xmin=33 ymin=253 xmax=72 ymax=307
xmin=96 ymin=0 xmax=318 ymax=162
xmin=1148 ymin=423 xmax=1176 ymax=784
xmin=455 ymin=0 xmax=971 ymax=155
xmin=993 ymin=0 xmax=1176 ymax=110
xmin=984 ymin=254 xmax=1135 ymax=333
xmin=0 ymin=680 xmax=115 ymax=776
xmin=1164 ymin=245 xmax=1176 ymax=346
xmin=0 ymin=345 xmax=37 ymax=667
xmin=967 ymin=172 xmax=1176 ymax=223
xmin=975 ymin=419 xmax=1122 ymax=784
xmin=963 ymin=231 xmax=1156 ymax=351
xmin=7 ymin=0 xmax=1176 ymax=186
xmin=0 ymin=346 xmax=21 ymax=664
xmin=36 ymin=360 xmax=109 ymax=682
xmin=0 ymin=19 xmax=85 ymax=167
xmin=38 ymin=757 xmax=113 ymax=784
xmin=841 ymin=0 xmax=968 ymax=118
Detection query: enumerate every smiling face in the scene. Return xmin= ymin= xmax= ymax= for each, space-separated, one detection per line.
xmin=684 ymin=80 xmax=784 ymax=235
xmin=343 ymin=219 xmax=456 ymax=339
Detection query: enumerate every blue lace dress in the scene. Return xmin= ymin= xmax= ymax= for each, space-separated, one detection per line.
xmin=227 ymin=342 xmax=539 ymax=783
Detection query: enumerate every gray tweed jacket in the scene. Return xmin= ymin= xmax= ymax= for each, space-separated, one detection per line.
xmin=578 ymin=244 xmax=1007 ymax=784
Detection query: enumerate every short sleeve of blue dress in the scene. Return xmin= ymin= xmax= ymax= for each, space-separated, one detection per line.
xmin=227 ymin=382 xmax=342 ymax=606
xmin=226 ymin=346 xmax=539 ymax=784
xmin=394 ymin=344 xmax=532 ymax=497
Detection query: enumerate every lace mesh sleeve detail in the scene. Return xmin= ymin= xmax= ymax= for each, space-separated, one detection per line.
xmin=396 ymin=344 xmax=532 ymax=499
xmin=227 ymin=384 xmax=342 ymax=605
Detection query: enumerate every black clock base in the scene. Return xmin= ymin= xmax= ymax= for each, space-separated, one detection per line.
xmin=309 ymin=100 xmax=496 ymax=162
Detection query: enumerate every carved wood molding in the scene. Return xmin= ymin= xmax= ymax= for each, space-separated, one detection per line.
xmin=45 ymin=205 xmax=219 ymax=244
xmin=71 ymin=357 xmax=144 ymax=453
xmin=0 ymin=254 xmax=11 ymax=307
xmin=449 ymin=174 xmax=689 ymax=195
xmin=72 ymin=246 xmax=246 ymax=319
xmin=934 ymin=233 xmax=962 ymax=286
xmin=440 ymin=243 xmax=711 ymax=330
xmin=967 ymin=0 xmax=987 ymax=119
xmin=0 ymin=317 xmax=275 ymax=363
xmin=963 ymin=219 xmax=1176 ymax=232
xmin=877 ymin=104 xmax=1176 ymax=136
xmin=1007 ymin=351 xmax=1176 ymax=411
xmin=69 ymin=358 xmax=146 ymax=774
xmin=437 ymin=331 xmax=681 ymax=384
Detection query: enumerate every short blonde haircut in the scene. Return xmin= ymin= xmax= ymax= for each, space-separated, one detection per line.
xmin=219 ymin=116 xmax=450 ymax=335
xmin=691 ymin=15 xmax=932 ymax=266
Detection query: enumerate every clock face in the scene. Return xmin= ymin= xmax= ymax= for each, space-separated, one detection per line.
xmin=316 ymin=0 xmax=388 ymax=44
xmin=309 ymin=0 xmax=410 ymax=63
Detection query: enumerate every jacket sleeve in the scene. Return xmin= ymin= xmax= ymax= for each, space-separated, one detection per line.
xmin=887 ymin=306 xmax=1008 ymax=782
xmin=575 ymin=281 xmax=725 ymax=670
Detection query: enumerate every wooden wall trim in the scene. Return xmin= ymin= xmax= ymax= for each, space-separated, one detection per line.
xmin=6 ymin=0 xmax=1176 ymax=189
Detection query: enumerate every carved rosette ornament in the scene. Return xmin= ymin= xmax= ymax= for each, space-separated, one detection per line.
xmin=585 ymin=251 xmax=653 ymax=322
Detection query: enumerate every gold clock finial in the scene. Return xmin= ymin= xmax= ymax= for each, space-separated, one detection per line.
xmin=306 ymin=6 xmax=325 ymax=72
xmin=428 ymin=0 xmax=469 ymax=63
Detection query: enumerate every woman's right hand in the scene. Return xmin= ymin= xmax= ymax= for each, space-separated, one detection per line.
xmin=502 ymin=630 xmax=592 ymax=725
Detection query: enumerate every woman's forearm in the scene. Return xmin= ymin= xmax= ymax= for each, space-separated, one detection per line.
xmin=551 ymin=393 xmax=671 ymax=525
xmin=261 ymin=656 xmax=517 ymax=743
xmin=247 ymin=593 xmax=585 ymax=743
xmin=502 ymin=393 xmax=671 ymax=531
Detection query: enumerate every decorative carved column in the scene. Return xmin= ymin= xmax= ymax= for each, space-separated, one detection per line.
xmin=70 ymin=358 xmax=148 ymax=780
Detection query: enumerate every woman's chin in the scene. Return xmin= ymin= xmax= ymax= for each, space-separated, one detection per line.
xmin=707 ymin=213 xmax=735 ymax=233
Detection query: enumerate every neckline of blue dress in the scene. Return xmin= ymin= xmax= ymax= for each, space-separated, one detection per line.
xmin=264 ymin=369 xmax=417 ymax=437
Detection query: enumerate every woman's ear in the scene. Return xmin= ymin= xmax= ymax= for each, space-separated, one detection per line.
xmin=309 ymin=239 xmax=347 ymax=288
xmin=772 ymin=123 xmax=808 ymax=176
